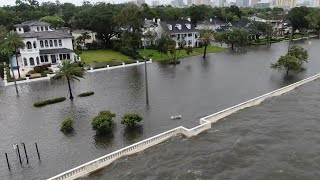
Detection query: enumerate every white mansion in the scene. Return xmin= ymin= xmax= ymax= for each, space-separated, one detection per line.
xmin=15 ymin=20 xmax=76 ymax=69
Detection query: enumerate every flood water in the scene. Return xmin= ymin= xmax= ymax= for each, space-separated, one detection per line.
xmin=86 ymin=78 xmax=320 ymax=180
xmin=0 ymin=39 xmax=319 ymax=179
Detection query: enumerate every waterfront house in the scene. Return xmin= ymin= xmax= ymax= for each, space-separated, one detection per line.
xmin=15 ymin=20 xmax=77 ymax=70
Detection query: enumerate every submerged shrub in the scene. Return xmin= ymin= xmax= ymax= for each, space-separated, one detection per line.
xmin=34 ymin=97 xmax=66 ymax=107
xmin=60 ymin=118 xmax=75 ymax=132
xmin=121 ymin=113 xmax=143 ymax=126
xmin=92 ymin=111 xmax=116 ymax=133
xmin=78 ymin=91 xmax=94 ymax=97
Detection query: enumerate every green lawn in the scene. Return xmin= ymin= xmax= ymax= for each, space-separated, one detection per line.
xmin=138 ymin=46 xmax=227 ymax=62
xmin=80 ymin=50 xmax=134 ymax=64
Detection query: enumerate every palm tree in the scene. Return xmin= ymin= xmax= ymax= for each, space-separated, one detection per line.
xmin=200 ymin=30 xmax=214 ymax=59
xmin=52 ymin=60 xmax=85 ymax=100
xmin=3 ymin=32 xmax=25 ymax=78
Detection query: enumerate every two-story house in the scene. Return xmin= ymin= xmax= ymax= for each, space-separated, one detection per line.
xmin=15 ymin=20 xmax=76 ymax=70
xmin=159 ymin=19 xmax=200 ymax=48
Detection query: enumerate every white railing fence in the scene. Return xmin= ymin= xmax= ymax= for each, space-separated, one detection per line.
xmin=48 ymin=73 xmax=320 ymax=180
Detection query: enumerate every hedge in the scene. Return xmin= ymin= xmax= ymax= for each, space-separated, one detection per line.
xmin=34 ymin=97 xmax=66 ymax=107
xmin=60 ymin=118 xmax=75 ymax=132
xmin=78 ymin=91 xmax=94 ymax=97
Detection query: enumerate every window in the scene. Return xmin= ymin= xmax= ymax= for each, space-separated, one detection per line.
xmin=45 ymin=40 xmax=48 ymax=47
xmin=40 ymin=40 xmax=44 ymax=48
xmin=40 ymin=56 xmax=44 ymax=62
xmin=58 ymin=39 xmax=62 ymax=47
xmin=44 ymin=55 xmax=48 ymax=62
xmin=45 ymin=26 xmax=48 ymax=31
xmin=67 ymin=54 xmax=70 ymax=60
xmin=41 ymin=26 xmax=43 ymax=31
xmin=33 ymin=41 xmax=37 ymax=49
xmin=63 ymin=54 xmax=67 ymax=60
xmin=49 ymin=40 xmax=53 ymax=47
xmin=18 ymin=28 xmax=21 ymax=32
xmin=26 ymin=41 xmax=32 ymax=49
xmin=54 ymin=40 xmax=58 ymax=47
xmin=36 ymin=57 xmax=40 ymax=65
xmin=59 ymin=54 xmax=63 ymax=60
xmin=37 ymin=27 xmax=39 ymax=31
xmin=23 ymin=58 xmax=28 ymax=66
xmin=29 ymin=58 xmax=35 ymax=66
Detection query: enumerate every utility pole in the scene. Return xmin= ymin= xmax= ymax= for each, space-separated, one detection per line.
xmin=143 ymin=34 xmax=149 ymax=105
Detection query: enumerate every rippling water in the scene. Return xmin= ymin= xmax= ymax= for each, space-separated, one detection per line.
xmin=85 ymin=79 xmax=320 ymax=180
xmin=0 ymin=40 xmax=320 ymax=179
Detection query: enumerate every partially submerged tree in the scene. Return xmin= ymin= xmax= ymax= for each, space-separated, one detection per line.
xmin=121 ymin=113 xmax=143 ymax=127
xmin=200 ymin=29 xmax=214 ymax=59
xmin=52 ymin=60 xmax=85 ymax=100
xmin=156 ymin=33 xmax=192 ymax=64
xmin=271 ymin=45 xmax=308 ymax=75
xmin=305 ymin=10 xmax=320 ymax=36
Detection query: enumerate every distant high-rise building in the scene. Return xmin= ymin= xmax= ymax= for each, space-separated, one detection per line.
xmin=152 ymin=0 xmax=160 ymax=6
xmin=187 ymin=0 xmax=193 ymax=6
xmin=272 ymin=0 xmax=296 ymax=9
xmin=135 ymin=0 xmax=145 ymax=5
xmin=236 ymin=0 xmax=249 ymax=6
xmin=219 ymin=0 xmax=227 ymax=6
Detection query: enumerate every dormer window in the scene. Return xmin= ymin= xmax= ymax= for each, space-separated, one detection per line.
xmin=45 ymin=26 xmax=48 ymax=31
xmin=45 ymin=40 xmax=48 ymax=47
xmin=176 ymin=24 xmax=182 ymax=30
xmin=185 ymin=24 xmax=191 ymax=30
xmin=41 ymin=27 xmax=44 ymax=31
xmin=167 ymin=24 xmax=172 ymax=30
xmin=33 ymin=41 xmax=37 ymax=48
xmin=37 ymin=27 xmax=40 ymax=31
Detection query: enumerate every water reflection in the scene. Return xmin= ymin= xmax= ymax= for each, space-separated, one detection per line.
xmin=93 ymin=131 xmax=115 ymax=149
xmin=123 ymin=125 xmax=144 ymax=144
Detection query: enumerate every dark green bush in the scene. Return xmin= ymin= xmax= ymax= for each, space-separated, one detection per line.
xmin=34 ymin=97 xmax=66 ymax=107
xmin=78 ymin=91 xmax=94 ymax=97
xmin=121 ymin=113 xmax=143 ymax=126
xmin=4 ymin=64 xmax=12 ymax=81
xmin=92 ymin=111 xmax=116 ymax=133
xmin=60 ymin=118 xmax=75 ymax=132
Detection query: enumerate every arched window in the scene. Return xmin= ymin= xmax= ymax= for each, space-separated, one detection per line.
xmin=40 ymin=40 xmax=44 ymax=48
xmin=41 ymin=26 xmax=44 ymax=31
xmin=45 ymin=40 xmax=48 ymax=47
xmin=37 ymin=27 xmax=39 ymax=31
xmin=26 ymin=41 xmax=32 ymax=49
xmin=45 ymin=26 xmax=48 ymax=31
xmin=49 ymin=40 xmax=53 ymax=47
xmin=36 ymin=57 xmax=40 ymax=65
xmin=23 ymin=58 xmax=28 ymax=66
xmin=33 ymin=41 xmax=37 ymax=49
xmin=29 ymin=58 xmax=35 ymax=66
xmin=58 ymin=39 xmax=62 ymax=47
xmin=54 ymin=40 xmax=58 ymax=47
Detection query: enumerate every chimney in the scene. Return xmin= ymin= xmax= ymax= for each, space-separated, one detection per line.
xmin=187 ymin=17 xmax=191 ymax=22
xmin=210 ymin=18 xmax=212 ymax=22
xmin=153 ymin=18 xmax=155 ymax=22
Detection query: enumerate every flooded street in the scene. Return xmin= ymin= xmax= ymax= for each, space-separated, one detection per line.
xmin=0 ymin=39 xmax=319 ymax=179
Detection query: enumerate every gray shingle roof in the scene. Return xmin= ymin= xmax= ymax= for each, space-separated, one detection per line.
xmin=72 ymin=29 xmax=93 ymax=34
xmin=20 ymin=31 xmax=73 ymax=39
xmin=39 ymin=48 xmax=73 ymax=55
xmin=15 ymin=20 xmax=50 ymax=28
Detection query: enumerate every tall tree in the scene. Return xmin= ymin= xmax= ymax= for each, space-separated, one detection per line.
xmin=52 ymin=61 xmax=85 ymax=100
xmin=305 ymin=10 xmax=320 ymax=36
xmin=74 ymin=3 xmax=119 ymax=48
xmin=200 ymin=29 xmax=213 ymax=59
xmin=288 ymin=7 xmax=311 ymax=32
xmin=3 ymin=32 xmax=25 ymax=78
xmin=41 ymin=16 xmax=65 ymax=29
xmin=114 ymin=4 xmax=143 ymax=57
